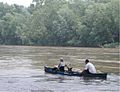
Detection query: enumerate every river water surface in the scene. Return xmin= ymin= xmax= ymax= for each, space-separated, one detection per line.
xmin=0 ymin=46 xmax=119 ymax=92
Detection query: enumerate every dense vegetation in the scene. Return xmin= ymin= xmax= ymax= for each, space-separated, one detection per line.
xmin=0 ymin=0 xmax=119 ymax=47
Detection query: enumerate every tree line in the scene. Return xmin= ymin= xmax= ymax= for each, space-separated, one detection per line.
xmin=0 ymin=0 xmax=119 ymax=47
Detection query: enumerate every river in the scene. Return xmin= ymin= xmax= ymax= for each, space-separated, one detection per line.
xmin=0 ymin=46 xmax=119 ymax=92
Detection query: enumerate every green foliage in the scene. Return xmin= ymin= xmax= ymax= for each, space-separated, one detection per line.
xmin=0 ymin=0 xmax=119 ymax=47
xmin=0 ymin=3 xmax=29 ymax=45
xmin=103 ymin=42 xmax=119 ymax=48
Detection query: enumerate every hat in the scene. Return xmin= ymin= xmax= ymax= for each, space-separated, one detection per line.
xmin=60 ymin=58 xmax=63 ymax=61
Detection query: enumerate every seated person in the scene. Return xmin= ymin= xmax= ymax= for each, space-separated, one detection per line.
xmin=81 ymin=59 xmax=96 ymax=74
xmin=58 ymin=58 xmax=66 ymax=71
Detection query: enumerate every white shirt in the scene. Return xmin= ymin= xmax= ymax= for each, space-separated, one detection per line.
xmin=85 ymin=62 xmax=96 ymax=73
xmin=59 ymin=62 xmax=65 ymax=67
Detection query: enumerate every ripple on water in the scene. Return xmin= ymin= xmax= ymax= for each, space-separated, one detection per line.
xmin=0 ymin=46 xmax=119 ymax=92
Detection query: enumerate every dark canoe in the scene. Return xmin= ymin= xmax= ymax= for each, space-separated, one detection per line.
xmin=44 ymin=66 xmax=107 ymax=79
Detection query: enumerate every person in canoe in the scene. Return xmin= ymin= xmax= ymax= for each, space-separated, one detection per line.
xmin=58 ymin=58 xmax=66 ymax=71
xmin=81 ymin=59 xmax=96 ymax=74
xmin=53 ymin=58 xmax=73 ymax=72
xmin=52 ymin=58 xmax=66 ymax=72
xmin=58 ymin=58 xmax=73 ymax=72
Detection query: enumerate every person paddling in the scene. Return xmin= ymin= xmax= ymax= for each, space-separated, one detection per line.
xmin=81 ymin=59 xmax=96 ymax=74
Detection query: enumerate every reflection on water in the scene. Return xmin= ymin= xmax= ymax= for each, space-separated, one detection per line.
xmin=0 ymin=46 xmax=119 ymax=92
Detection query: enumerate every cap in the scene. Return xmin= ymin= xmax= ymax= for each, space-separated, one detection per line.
xmin=60 ymin=58 xmax=63 ymax=61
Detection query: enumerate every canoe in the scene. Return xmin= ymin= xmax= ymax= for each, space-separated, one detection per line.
xmin=44 ymin=66 xmax=107 ymax=79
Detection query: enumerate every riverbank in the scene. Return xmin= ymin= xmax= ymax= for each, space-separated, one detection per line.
xmin=103 ymin=43 xmax=119 ymax=48
xmin=0 ymin=43 xmax=119 ymax=48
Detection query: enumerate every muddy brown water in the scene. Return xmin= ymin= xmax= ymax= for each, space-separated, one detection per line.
xmin=0 ymin=46 xmax=119 ymax=92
